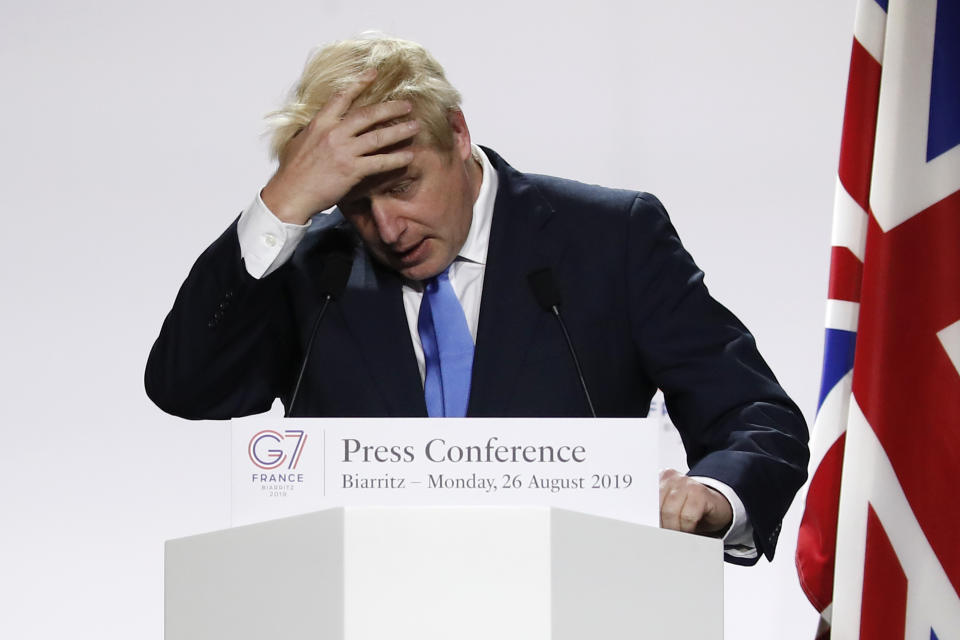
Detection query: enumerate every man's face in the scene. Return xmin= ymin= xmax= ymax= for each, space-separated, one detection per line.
xmin=338 ymin=112 xmax=481 ymax=281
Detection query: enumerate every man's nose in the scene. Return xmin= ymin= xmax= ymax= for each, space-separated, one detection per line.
xmin=370 ymin=198 xmax=406 ymax=245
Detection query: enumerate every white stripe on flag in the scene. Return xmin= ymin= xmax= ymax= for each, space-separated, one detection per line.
xmin=831 ymin=178 xmax=869 ymax=261
xmin=937 ymin=320 xmax=960 ymax=377
xmin=825 ymin=300 xmax=860 ymax=332
xmin=830 ymin=397 xmax=871 ymax=637
xmin=853 ymin=0 xmax=887 ymax=63
xmin=809 ymin=371 xmax=852 ymax=473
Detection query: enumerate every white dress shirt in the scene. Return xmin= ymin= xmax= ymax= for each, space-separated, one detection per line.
xmin=235 ymin=144 xmax=756 ymax=559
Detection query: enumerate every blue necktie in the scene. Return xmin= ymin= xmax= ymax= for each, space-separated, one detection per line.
xmin=418 ymin=268 xmax=474 ymax=417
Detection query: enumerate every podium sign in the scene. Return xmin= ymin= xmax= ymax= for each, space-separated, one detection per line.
xmin=230 ymin=417 xmax=658 ymax=527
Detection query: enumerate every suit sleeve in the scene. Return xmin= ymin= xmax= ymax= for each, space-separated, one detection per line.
xmin=627 ymin=193 xmax=809 ymax=564
xmin=144 ymin=220 xmax=298 ymax=419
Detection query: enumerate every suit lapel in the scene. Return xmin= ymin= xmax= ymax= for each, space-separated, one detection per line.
xmin=468 ymin=150 xmax=566 ymax=415
xmin=337 ymin=255 xmax=427 ymax=416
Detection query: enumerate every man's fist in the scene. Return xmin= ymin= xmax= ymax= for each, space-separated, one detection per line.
xmin=659 ymin=468 xmax=733 ymax=537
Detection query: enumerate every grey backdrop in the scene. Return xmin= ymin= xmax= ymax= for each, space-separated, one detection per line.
xmin=0 ymin=0 xmax=852 ymax=637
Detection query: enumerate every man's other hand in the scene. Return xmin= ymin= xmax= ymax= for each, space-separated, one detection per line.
xmin=262 ymin=68 xmax=420 ymax=225
xmin=659 ymin=469 xmax=733 ymax=537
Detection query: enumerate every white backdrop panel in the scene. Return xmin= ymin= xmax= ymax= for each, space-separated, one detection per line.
xmin=0 ymin=1 xmax=852 ymax=638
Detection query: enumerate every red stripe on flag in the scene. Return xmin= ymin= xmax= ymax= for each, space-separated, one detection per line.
xmin=797 ymin=434 xmax=846 ymax=611
xmin=859 ymin=505 xmax=908 ymax=639
xmin=827 ymin=246 xmax=864 ymax=302
xmin=837 ymin=39 xmax=883 ymax=212
xmin=853 ymin=190 xmax=960 ymax=596
xmin=796 ymin=33 xmax=883 ymax=621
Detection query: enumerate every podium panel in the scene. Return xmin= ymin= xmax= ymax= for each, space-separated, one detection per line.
xmin=165 ymin=507 xmax=722 ymax=639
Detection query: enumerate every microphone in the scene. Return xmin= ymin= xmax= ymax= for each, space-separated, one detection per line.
xmin=286 ymin=252 xmax=353 ymax=417
xmin=527 ymin=268 xmax=597 ymax=418
xmin=315 ymin=252 xmax=354 ymax=298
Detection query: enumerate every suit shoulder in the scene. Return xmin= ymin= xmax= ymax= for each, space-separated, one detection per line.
xmin=291 ymin=209 xmax=358 ymax=263
xmin=523 ymin=173 xmax=666 ymax=221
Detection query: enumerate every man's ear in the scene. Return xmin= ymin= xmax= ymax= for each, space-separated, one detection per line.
xmin=447 ymin=109 xmax=472 ymax=161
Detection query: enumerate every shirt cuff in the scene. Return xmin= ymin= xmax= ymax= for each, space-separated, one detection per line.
xmin=688 ymin=475 xmax=758 ymax=561
xmin=236 ymin=191 xmax=312 ymax=278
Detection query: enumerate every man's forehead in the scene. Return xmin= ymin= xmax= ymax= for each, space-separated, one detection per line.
xmin=340 ymin=138 xmax=445 ymax=204
xmin=344 ymin=166 xmax=412 ymax=201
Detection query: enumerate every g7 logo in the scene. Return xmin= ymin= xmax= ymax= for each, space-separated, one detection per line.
xmin=248 ymin=430 xmax=307 ymax=470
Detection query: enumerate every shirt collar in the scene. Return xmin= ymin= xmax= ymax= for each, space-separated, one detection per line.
xmin=456 ymin=144 xmax=498 ymax=266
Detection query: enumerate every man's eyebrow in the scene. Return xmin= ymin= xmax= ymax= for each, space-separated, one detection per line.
xmin=371 ymin=168 xmax=412 ymax=190
xmin=379 ymin=172 xmax=415 ymax=190
xmin=344 ymin=167 xmax=411 ymax=201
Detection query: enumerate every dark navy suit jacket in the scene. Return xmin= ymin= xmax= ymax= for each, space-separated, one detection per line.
xmin=146 ymin=148 xmax=808 ymax=564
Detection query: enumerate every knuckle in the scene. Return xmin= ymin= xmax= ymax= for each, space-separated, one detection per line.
xmin=660 ymin=469 xmax=682 ymax=485
xmin=662 ymin=478 xmax=682 ymax=495
xmin=324 ymin=130 xmax=344 ymax=150
xmin=332 ymin=153 xmax=353 ymax=177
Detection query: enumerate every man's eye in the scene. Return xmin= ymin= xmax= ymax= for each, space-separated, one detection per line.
xmin=389 ymin=181 xmax=413 ymax=195
xmin=339 ymin=199 xmax=370 ymax=216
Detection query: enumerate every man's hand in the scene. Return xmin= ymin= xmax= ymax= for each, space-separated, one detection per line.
xmin=261 ymin=68 xmax=421 ymax=225
xmin=659 ymin=469 xmax=733 ymax=537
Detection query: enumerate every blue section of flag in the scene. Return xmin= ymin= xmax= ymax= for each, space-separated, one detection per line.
xmin=818 ymin=328 xmax=858 ymax=410
xmin=927 ymin=0 xmax=960 ymax=161
xmin=874 ymin=0 xmax=888 ymax=12
xmin=931 ymin=628 xmax=939 ymax=640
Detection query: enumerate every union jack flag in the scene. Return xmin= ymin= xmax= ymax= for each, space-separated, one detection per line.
xmin=796 ymin=0 xmax=960 ymax=637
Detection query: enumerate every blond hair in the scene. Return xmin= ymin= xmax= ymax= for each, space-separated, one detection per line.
xmin=267 ymin=34 xmax=462 ymax=160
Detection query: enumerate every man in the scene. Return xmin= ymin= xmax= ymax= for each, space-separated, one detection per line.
xmin=145 ymin=35 xmax=808 ymax=565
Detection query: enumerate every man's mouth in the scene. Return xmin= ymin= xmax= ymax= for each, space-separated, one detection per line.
xmin=394 ymin=238 xmax=429 ymax=265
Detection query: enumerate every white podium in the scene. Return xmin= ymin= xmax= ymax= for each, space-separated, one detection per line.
xmin=165 ymin=507 xmax=722 ymax=639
